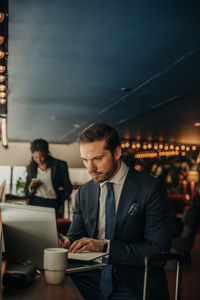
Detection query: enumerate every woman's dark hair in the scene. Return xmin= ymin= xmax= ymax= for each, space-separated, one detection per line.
xmin=77 ymin=123 xmax=120 ymax=155
xmin=30 ymin=139 xmax=49 ymax=155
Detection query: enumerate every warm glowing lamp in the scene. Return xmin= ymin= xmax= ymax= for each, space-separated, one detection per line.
xmin=0 ymin=13 xmax=5 ymax=23
xmin=0 ymin=66 xmax=5 ymax=73
xmin=0 ymin=98 xmax=7 ymax=104
xmin=187 ymin=171 xmax=199 ymax=198
xmin=182 ymin=180 xmax=187 ymax=194
xmin=0 ymin=75 xmax=5 ymax=82
xmin=0 ymin=36 xmax=4 ymax=45
xmin=0 ymin=50 xmax=5 ymax=59
xmin=0 ymin=91 xmax=6 ymax=98
xmin=0 ymin=84 xmax=6 ymax=91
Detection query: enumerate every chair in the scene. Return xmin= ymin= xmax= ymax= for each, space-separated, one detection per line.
xmin=143 ymin=253 xmax=184 ymax=300
xmin=171 ymin=206 xmax=200 ymax=268
xmin=168 ymin=194 xmax=187 ymax=214
xmin=56 ymin=218 xmax=71 ymax=235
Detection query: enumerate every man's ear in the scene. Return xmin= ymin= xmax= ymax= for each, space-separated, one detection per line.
xmin=114 ymin=146 xmax=122 ymax=160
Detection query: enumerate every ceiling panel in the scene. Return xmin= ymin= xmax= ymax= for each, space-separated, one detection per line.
xmin=6 ymin=0 xmax=200 ymax=144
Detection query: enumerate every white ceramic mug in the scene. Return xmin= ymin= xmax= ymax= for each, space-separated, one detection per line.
xmin=43 ymin=248 xmax=68 ymax=284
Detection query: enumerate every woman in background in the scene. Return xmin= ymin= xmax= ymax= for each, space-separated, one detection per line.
xmin=25 ymin=139 xmax=72 ymax=217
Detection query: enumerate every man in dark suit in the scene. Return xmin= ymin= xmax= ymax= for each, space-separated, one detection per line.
xmin=59 ymin=123 xmax=171 ymax=300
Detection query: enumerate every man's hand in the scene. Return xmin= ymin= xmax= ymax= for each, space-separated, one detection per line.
xmin=58 ymin=233 xmax=71 ymax=248
xmin=69 ymin=237 xmax=103 ymax=253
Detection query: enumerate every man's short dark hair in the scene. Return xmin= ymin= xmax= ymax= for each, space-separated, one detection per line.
xmin=30 ymin=138 xmax=49 ymax=154
xmin=77 ymin=123 xmax=120 ymax=154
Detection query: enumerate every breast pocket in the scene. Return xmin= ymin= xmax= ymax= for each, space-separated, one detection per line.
xmin=120 ymin=210 xmax=145 ymax=241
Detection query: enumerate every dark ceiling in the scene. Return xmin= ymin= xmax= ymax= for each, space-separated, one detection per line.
xmin=5 ymin=0 xmax=200 ymax=144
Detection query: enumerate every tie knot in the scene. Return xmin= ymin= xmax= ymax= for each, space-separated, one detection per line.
xmin=105 ymin=182 xmax=113 ymax=191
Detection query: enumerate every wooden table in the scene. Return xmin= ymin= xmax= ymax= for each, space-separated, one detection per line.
xmin=1 ymin=269 xmax=83 ymax=300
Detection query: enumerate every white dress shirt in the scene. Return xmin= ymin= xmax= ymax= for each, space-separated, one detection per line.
xmin=35 ymin=168 xmax=57 ymax=199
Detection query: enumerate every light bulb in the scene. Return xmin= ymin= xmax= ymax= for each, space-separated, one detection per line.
xmin=0 ymin=98 xmax=7 ymax=104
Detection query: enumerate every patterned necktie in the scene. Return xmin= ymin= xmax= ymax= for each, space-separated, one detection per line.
xmin=100 ymin=182 xmax=115 ymax=298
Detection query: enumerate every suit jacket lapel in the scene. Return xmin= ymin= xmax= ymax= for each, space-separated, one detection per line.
xmin=30 ymin=164 xmax=37 ymax=178
xmin=114 ymin=169 xmax=141 ymax=237
xmin=86 ymin=182 xmax=100 ymax=238
xmin=51 ymin=160 xmax=56 ymax=183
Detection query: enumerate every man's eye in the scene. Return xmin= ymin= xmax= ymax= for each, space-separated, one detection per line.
xmin=94 ymin=157 xmax=102 ymax=161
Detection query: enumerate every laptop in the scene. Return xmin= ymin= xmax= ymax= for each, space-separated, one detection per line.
xmin=67 ymin=252 xmax=106 ymax=274
xmin=0 ymin=203 xmax=106 ymax=273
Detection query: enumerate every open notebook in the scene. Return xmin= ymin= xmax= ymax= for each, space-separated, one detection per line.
xmin=0 ymin=203 xmax=106 ymax=273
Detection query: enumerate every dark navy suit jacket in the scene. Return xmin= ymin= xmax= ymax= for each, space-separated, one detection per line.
xmin=67 ymin=166 xmax=172 ymax=299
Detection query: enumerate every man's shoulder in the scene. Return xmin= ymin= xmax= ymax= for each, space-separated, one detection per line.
xmin=78 ymin=179 xmax=98 ymax=193
xmin=128 ymin=168 xmax=161 ymax=186
xmin=80 ymin=178 xmax=96 ymax=188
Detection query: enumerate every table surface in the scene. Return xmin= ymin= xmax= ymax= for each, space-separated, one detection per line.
xmin=1 ymin=267 xmax=83 ymax=300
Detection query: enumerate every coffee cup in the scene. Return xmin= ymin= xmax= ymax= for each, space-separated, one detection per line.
xmin=43 ymin=248 xmax=68 ymax=284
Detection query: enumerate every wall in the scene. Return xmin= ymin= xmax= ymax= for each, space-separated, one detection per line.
xmin=0 ymin=141 xmax=83 ymax=168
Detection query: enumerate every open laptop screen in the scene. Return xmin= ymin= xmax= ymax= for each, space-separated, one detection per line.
xmin=0 ymin=203 xmax=58 ymax=269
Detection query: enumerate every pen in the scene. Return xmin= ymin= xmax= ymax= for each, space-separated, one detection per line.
xmin=58 ymin=233 xmax=65 ymax=242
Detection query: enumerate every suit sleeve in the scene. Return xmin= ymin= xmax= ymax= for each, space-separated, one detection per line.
xmin=109 ymin=180 xmax=172 ymax=267
xmin=67 ymin=189 xmax=89 ymax=242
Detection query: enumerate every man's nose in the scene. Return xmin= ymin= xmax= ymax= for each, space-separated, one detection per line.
xmin=88 ymin=161 xmax=97 ymax=172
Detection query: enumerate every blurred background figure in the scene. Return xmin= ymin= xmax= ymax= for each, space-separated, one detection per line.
xmin=25 ymin=139 xmax=72 ymax=217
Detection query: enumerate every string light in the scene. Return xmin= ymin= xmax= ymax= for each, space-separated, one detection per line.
xmin=0 ymin=91 xmax=6 ymax=98
xmin=0 ymin=3 xmax=8 ymax=147
xmin=0 ymin=98 xmax=7 ymax=104
xmin=135 ymin=152 xmax=157 ymax=159
xmin=0 ymin=36 xmax=4 ymax=45
xmin=0 ymin=65 xmax=5 ymax=73
xmin=0 ymin=84 xmax=6 ymax=91
xmin=125 ymin=142 xmax=130 ymax=148
xmin=0 ymin=50 xmax=5 ymax=59
xmin=120 ymin=139 xmax=198 ymax=159
xmin=131 ymin=144 xmax=136 ymax=149
xmin=0 ymin=75 xmax=5 ymax=82
xmin=0 ymin=13 xmax=5 ymax=23
xmin=136 ymin=143 xmax=140 ymax=148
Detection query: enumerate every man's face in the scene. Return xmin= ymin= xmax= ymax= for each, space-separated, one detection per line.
xmin=80 ymin=139 xmax=121 ymax=183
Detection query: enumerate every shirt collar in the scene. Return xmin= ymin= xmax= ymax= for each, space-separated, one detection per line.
xmin=100 ymin=160 xmax=129 ymax=188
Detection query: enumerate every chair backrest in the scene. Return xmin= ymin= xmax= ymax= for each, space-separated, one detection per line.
xmin=143 ymin=253 xmax=184 ymax=300
xmin=181 ymin=207 xmax=200 ymax=240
